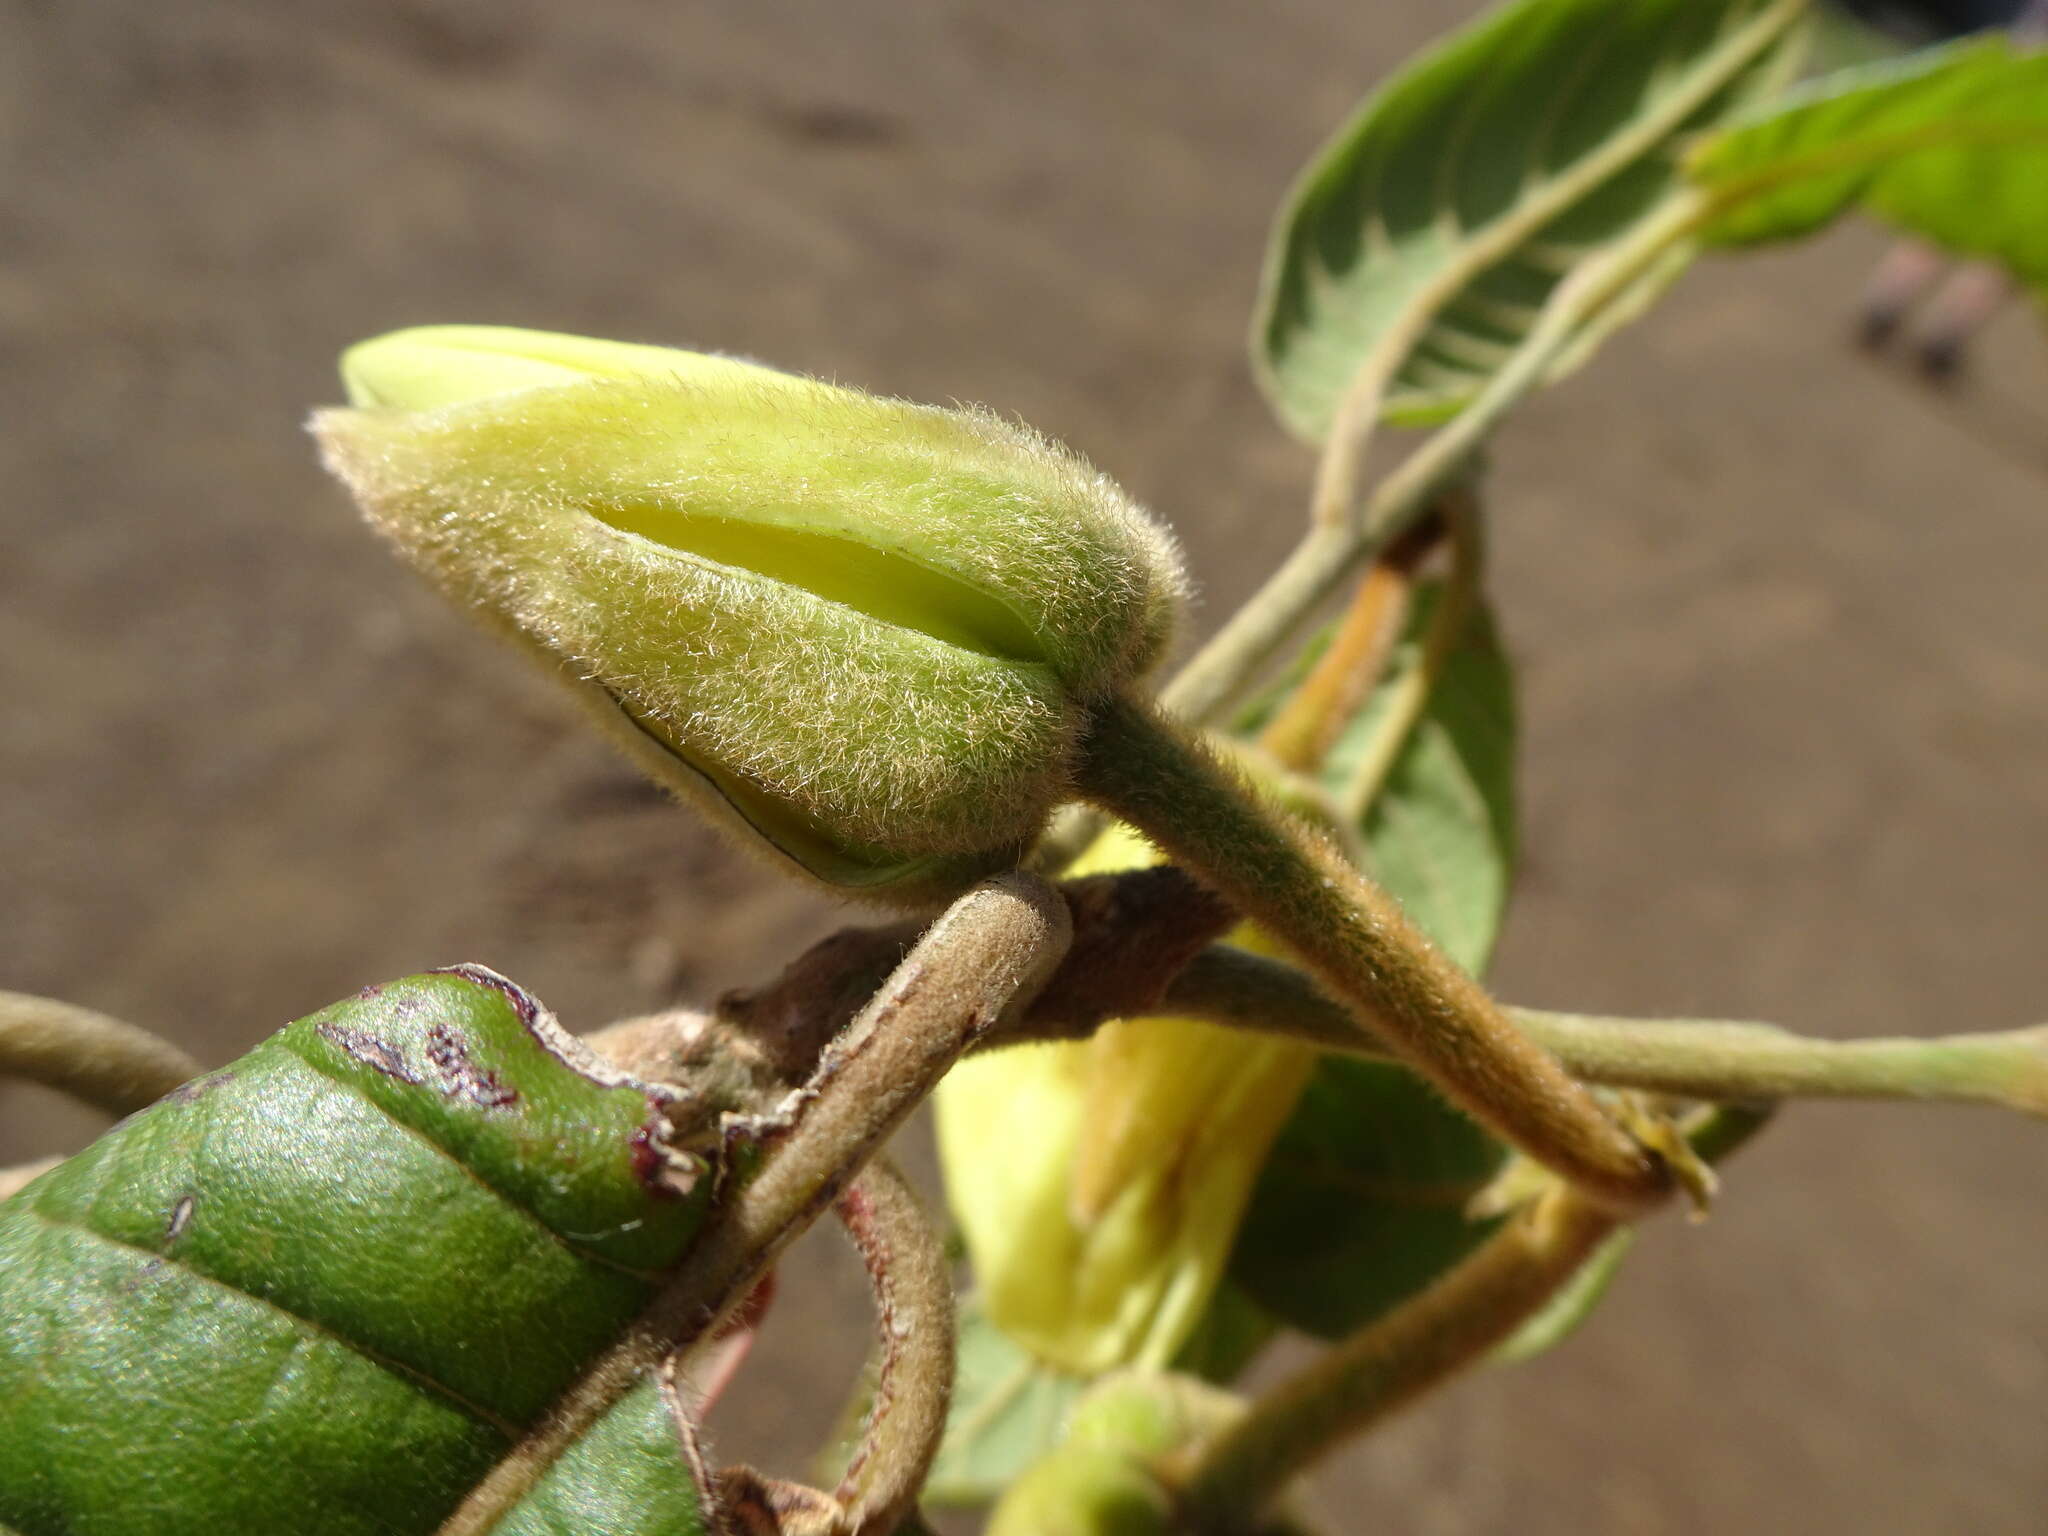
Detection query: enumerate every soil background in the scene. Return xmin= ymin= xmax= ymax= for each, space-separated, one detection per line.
xmin=5 ymin=3 xmax=2047 ymax=1531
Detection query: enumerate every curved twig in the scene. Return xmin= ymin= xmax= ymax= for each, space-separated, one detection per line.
xmin=832 ymin=1157 xmax=955 ymax=1536
xmin=0 ymin=990 xmax=201 ymax=1116
xmin=1168 ymin=1103 xmax=1770 ymax=1530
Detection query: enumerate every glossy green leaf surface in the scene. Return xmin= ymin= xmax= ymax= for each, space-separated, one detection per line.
xmin=0 ymin=968 xmax=718 ymax=1535
xmin=495 ymin=1375 xmax=715 ymax=1536
xmin=1691 ymin=38 xmax=2048 ymax=284
xmin=1228 ymin=587 xmax=1521 ymax=1338
xmin=1254 ymin=0 xmax=1807 ymax=438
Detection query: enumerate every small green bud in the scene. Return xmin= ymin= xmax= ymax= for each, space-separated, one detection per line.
xmin=314 ymin=327 xmax=1184 ymax=902
xmin=986 ymin=1373 xmax=1244 ymax=1536
xmin=985 ymin=1442 xmax=1174 ymax=1536
xmin=1062 ymin=1370 xmax=1244 ymax=1457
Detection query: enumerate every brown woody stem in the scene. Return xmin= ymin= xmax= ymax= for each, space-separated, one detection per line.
xmin=833 ymin=1158 xmax=956 ymax=1536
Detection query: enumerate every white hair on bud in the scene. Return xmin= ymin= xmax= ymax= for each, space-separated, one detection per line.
xmin=310 ymin=368 xmax=1186 ymax=894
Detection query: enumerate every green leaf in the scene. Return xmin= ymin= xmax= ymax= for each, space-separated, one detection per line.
xmin=0 ymin=969 xmax=723 ymax=1535
xmin=1690 ymin=38 xmax=2048 ymax=283
xmin=926 ymin=1293 xmax=1090 ymax=1507
xmin=1228 ymin=586 xmax=1524 ymax=1339
xmin=1254 ymin=0 xmax=1808 ymax=439
xmin=1229 ymin=1059 xmax=1508 ymax=1340
xmin=495 ymin=1374 xmax=717 ymax=1536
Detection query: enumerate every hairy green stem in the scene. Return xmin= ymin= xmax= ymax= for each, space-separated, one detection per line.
xmin=1173 ymin=1189 xmax=1620 ymax=1529
xmin=1162 ymin=522 xmax=1362 ymax=727
xmin=0 ymin=990 xmax=202 ymax=1117
xmin=436 ymin=874 xmax=1071 ymax=1536
xmin=1525 ymin=1010 xmax=2048 ymax=1117
xmin=1158 ymin=945 xmax=2048 ymax=1117
xmin=1076 ymin=693 xmax=1669 ymax=1215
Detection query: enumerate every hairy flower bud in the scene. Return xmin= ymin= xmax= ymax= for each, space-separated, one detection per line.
xmin=313 ymin=327 xmax=1184 ymax=902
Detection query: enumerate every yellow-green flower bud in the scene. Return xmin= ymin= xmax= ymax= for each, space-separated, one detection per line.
xmin=313 ymin=327 xmax=1184 ymax=903
xmin=935 ymin=824 xmax=1314 ymax=1374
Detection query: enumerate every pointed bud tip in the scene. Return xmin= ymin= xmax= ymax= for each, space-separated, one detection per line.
xmin=338 ymin=324 xmax=777 ymax=411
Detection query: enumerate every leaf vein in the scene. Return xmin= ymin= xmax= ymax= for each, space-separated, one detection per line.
xmin=17 ymin=1204 xmax=523 ymax=1441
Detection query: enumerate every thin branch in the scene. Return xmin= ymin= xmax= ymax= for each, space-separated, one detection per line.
xmin=1338 ymin=487 xmax=1481 ymax=820
xmin=1168 ymin=1103 xmax=1766 ymax=1530
xmin=1519 ymin=1010 xmax=2048 ymax=1118
xmin=436 ymin=873 xmax=1072 ymax=1536
xmin=0 ymin=990 xmax=201 ymax=1117
xmin=693 ymin=882 xmax=2048 ymax=1123
xmin=1255 ymin=509 xmax=1445 ymax=774
xmin=1143 ymin=946 xmax=2048 ymax=1119
xmin=1156 ymin=946 xmax=2048 ymax=1116
xmin=832 ymin=1158 xmax=955 ymax=1536
xmin=1172 ymin=1188 xmax=1619 ymax=1529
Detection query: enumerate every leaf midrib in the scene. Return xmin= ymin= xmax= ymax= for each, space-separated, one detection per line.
xmin=1267 ymin=0 xmax=1809 ymax=435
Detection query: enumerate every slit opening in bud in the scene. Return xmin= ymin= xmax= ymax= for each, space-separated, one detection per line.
xmin=600 ymin=684 xmax=1014 ymax=893
xmin=594 ymin=503 xmax=1052 ymax=668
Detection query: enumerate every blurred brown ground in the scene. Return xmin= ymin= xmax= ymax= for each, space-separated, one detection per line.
xmin=3 ymin=2 xmax=2046 ymax=1530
